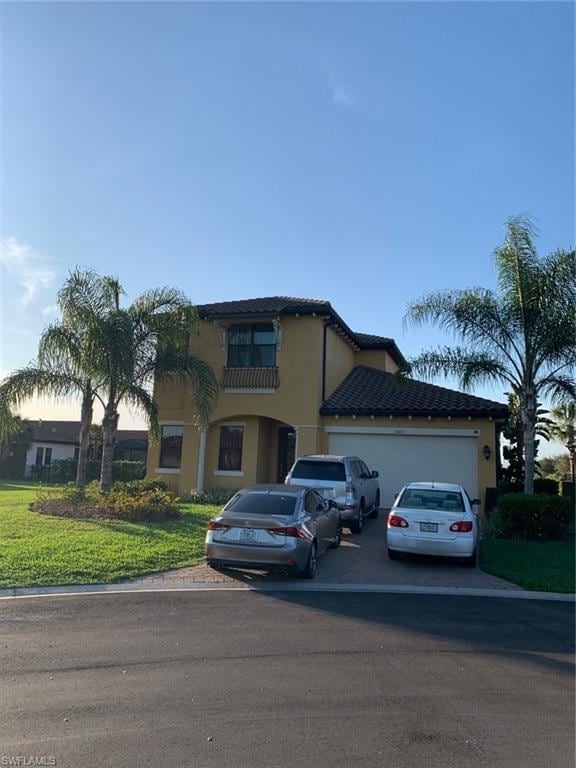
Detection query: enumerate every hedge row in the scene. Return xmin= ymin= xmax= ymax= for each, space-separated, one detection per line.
xmin=486 ymin=493 xmax=573 ymax=541
xmin=30 ymin=459 xmax=146 ymax=484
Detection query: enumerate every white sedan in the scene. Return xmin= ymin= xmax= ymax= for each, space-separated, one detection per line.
xmin=387 ymin=482 xmax=480 ymax=567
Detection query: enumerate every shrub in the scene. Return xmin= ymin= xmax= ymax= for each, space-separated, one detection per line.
xmin=494 ymin=493 xmax=572 ymax=541
xmin=560 ymin=481 xmax=575 ymax=499
xmin=185 ymin=487 xmax=239 ymax=506
xmin=484 ymin=487 xmax=502 ymax=514
xmin=534 ymin=478 xmax=559 ymax=496
xmin=32 ymin=477 xmax=179 ymax=522
xmin=112 ymin=478 xmax=169 ymax=495
xmin=98 ymin=484 xmax=180 ymax=521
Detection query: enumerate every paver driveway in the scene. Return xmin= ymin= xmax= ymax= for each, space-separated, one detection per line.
xmin=136 ymin=512 xmax=519 ymax=590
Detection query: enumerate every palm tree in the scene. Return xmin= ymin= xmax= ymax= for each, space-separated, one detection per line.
xmin=405 ymin=216 xmax=576 ymax=494
xmin=58 ymin=273 xmax=218 ymax=492
xmin=548 ymin=402 xmax=576 ymax=484
xmin=0 ymin=269 xmax=115 ymax=488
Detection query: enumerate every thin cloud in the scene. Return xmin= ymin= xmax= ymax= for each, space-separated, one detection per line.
xmin=0 ymin=236 xmax=57 ymax=306
xmin=0 ymin=323 xmax=36 ymax=338
xmin=41 ymin=304 xmax=59 ymax=317
xmin=330 ymin=82 xmax=354 ymax=108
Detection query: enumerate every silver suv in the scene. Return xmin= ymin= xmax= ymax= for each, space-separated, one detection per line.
xmin=285 ymin=455 xmax=380 ymax=534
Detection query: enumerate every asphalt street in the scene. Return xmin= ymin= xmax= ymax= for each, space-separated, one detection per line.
xmin=1 ymin=591 xmax=574 ymax=768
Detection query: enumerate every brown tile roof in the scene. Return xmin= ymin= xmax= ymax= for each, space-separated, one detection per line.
xmin=196 ymin=296 xmax=332 ymax=318
xmin=320 ymin=366 xmax=508 ymax=418
xmin=196 ymin=296 xmax=407 ymax=366
xmin=31 ymin=421 xmax=148 ymax=445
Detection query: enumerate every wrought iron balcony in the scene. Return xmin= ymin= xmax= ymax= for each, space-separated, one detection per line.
xmin=222 ymin=366 xmax=280 ymax=389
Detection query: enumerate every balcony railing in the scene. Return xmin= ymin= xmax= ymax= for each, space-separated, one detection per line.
xmin=222 ymin=366 xmax=280 ymax=389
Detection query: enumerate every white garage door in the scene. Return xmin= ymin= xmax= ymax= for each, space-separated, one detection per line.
xmin=327 ymin=431 xmax=478 ymax=508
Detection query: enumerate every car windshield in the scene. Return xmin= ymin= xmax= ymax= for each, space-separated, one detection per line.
xmin=291 ymin=460 xmax=346 ymax=481
xmin=225 ymin=493 xmax=298 ymax=516
xmin=397 ymin=489 xmax=464 ymax=512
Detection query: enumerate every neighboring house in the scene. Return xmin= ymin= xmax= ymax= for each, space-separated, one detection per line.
xmin=147 ymin=297 xmax=508 ymax=507
xmin=24 ymin=421 xmax=148 ymax=476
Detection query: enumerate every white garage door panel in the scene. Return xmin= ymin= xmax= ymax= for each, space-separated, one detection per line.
xmin=328 ymin=433 xmax=478 ymax=508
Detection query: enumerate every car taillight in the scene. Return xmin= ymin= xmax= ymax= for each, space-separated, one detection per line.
xmin=207 ymin=521 xmax=229 ymax=531
xmin=388 ymin=514 xmax=409 ymax=528
xmin=269 ymin=526 xmax=312 ymax=539
xmin=449 ymin=521 xmax=473 ymax=533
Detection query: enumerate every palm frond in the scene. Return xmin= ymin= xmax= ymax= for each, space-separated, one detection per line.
xmin=0 ymin=366 xmax=86 ymax=408
xmin=409 ymin=346 xmax=518 ymax=391
xmin=154 ymin=350 xmax=218 ymax=423
xmin=122 ymin=385 xmax=159 ymax=439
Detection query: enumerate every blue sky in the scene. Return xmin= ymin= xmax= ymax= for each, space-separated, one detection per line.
xmin=1 ymin=2 xmax=574 ymax=452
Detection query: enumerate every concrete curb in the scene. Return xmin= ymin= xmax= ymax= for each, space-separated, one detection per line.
xmin=0 ymin=581 xmax=573 ymax=602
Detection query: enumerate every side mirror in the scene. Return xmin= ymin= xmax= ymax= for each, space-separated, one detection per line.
xmin=371 ymin=470 xmax=379 ymax=479
xmin=471 ymin=498 xmax=481 ymax=506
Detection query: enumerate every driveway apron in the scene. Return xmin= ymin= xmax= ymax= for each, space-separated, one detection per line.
xmin=136 ymin=512 xmax=519 ymax=590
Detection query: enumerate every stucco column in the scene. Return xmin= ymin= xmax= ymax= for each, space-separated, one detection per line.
xmin=196 ymin=426 xmax=208 ymax=492
xmin=293 ymin=428 xmax=300 ymax=459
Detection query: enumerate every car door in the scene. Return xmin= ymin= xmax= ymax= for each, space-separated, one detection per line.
xmin=359 ymin=460 xmax=376 ymax=507
xmin=349 ymin=460 xmax=364 ymax=510
xmin=306 ymin=490 xmax=329 ymax=552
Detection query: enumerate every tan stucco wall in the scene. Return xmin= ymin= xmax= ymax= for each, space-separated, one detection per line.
xmin=354 ymin=350 xmax=399 ymax=373
xmin=324 ymin=327 xmax=355 ymax=399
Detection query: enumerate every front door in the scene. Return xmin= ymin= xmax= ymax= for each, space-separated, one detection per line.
xmin=276 ymin=427 xmax=296 ymax=483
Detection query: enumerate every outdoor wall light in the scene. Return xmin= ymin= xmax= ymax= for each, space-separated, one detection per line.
xmin=482 ymin=445 xmax=492 ymax=460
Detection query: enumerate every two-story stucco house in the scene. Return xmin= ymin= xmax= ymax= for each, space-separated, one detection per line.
xmin=147 ymin=297 xmax=508 ymax=507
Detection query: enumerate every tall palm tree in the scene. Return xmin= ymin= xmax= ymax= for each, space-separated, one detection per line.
xmin=58 ymin=273 xmax=218 ymax=492
xmin=405 ymin=216 xmax=576 ymax=494
xmin=548 ymin=402 xmax=576 ymax=484
xmin=0 ymin=269 xmax=115 ymax=488
xmin=0 ymin=359 xmax=103 ymax=488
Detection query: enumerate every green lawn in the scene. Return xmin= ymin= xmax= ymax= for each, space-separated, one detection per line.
xmin=0 ymin=482 xmax=219 ymax=589
xmin=480 ymin=538 xmax=575 ymax=593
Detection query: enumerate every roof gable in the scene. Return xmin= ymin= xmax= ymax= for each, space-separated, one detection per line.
xmin=196 ymin=296 xmax=407 ymax=367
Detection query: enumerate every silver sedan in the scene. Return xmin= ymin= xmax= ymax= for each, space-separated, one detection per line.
xmin=205 ymin=484 xmax=341 ymax=578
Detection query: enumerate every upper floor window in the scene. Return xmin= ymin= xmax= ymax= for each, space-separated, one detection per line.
xmin=227 ymin=323 xmax=276 ymax=367
xmin=159 ymin=425 xmax=184 ymax=469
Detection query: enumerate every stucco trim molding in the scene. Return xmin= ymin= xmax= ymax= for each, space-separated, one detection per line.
xmin=324 ymin=426 xmax=480 ymax=437
xmin=154 ymin=468 xmax=181 ymax=474
xmin=213 ymin=470 xmax=245 ymax=477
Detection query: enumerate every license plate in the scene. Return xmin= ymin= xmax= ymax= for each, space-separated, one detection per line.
xmin=420 ymin=522 xmax=438 ymax=533
xmin=239 ymin=528 xmax=257 ymax=542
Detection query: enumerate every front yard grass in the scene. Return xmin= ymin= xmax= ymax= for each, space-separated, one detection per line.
xmin=480 ymin=538 xmax=575 ymax=593
xmin=0 ymin=482 xmax=219 ymax=589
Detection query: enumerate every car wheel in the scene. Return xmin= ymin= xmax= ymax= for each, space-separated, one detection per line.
xmin=300 ymin=542 xmax=318 ymax=579
xmin=368 ymin=491 xmax=380 ymax=519
xmin=463 ymin=549 xmax=477 ymax=568
xmin=388 ymin=548 xmax=400 ymax=561
xmin=329 ymin=526 xmax=342 ymax=549
xmin=350 ymin=502 xmax=365 ymax=534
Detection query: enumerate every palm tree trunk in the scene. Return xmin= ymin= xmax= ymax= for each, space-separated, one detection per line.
xmin=75 ymin=391 xmax=93 ymax=488
xmin=521 ymin=388 xmax=537 ymax=494
xmin=100 ymin=405 xmax=119 ymax=492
